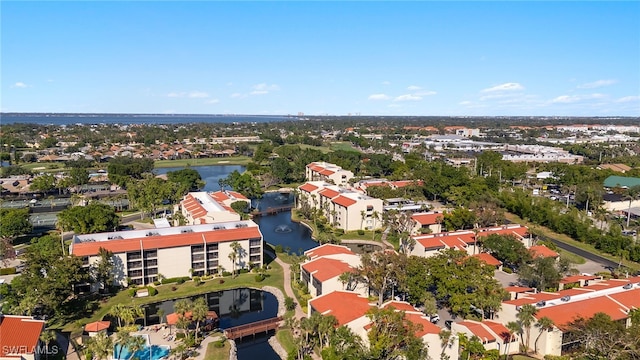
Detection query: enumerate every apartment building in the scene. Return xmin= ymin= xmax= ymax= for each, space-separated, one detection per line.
xmin=70 ymin=220 xmax=263 ymax=287
xmin=451 ymin=320 xmax=519 ymax=355
xmin=411 ymin=212 xmax=444 ymax=234
xmin=410 ymin=224 xmax=529 ymax=258
xmin=297 ymin=182 xmax=384 ymax=232
xmin=308 ymin=291 xmax=459 ymax=360
xmin=0 ymin=315 xmax=45 ymax=360
xmin=305 ymin=161 xmax=354 ymax=185
xmin=300 ymin=244 xmax=366 ymax=297
xmin=496 ymin=276 xmax=640 ymax=356
xmin=177 ymin=190 xmax=249 ymax=225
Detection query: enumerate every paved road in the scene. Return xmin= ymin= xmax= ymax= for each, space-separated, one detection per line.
xmin=543 ymin=236 xmax=618 ymax=269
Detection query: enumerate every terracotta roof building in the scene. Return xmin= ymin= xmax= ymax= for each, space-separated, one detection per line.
xmin=70 ymin=220 xmax=263 ymax=287
xmin=0 ymin=315 xmax=45 ymax=360
xmin=305 ymin=161 xmax=354 ymax=185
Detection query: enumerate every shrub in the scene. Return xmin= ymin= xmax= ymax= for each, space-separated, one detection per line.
xmin=239 ymin=268 xmax=249 ymax=274
xmin=0 ymin=267 xmax=16 ymax=275
xmin=219 ymin=279 xmax=225 ymax=284
xmin=193 ymin=276 xmax=202 ymax=285
xmin=254 ymin=274 xmax=265 ymax=282
xmin=214 ymin=340 xmax=225 ymax=348
xmin=171 ymin=286 xmax=177 ymax=291
xmin=128 ymin=288 xmax=137 ymax=297
xmin=503 ymin=267 xmax=513 ymax=274
xmin=153 ymin=281 xmax=161 ymax=286
xmin=334 ymin=229 xmax=344 ymax=235
xmin=284 ymin=297 xmax=296 ymax=311
xmin=275 ymin=244 xmax=284 ymax=253
xmin=147 ymin=287 xmax=158 ymax=296
xmin=176 ymin=278 xmax=186 ymax=284
xmin=357 ymin=229 xmax=365 ymax=235
xmin=222 ymin=271 xmax=232 ymax=277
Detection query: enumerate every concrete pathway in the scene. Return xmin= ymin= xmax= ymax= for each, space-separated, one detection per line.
xmin=273 ymin=256 xmax=307 ymax=320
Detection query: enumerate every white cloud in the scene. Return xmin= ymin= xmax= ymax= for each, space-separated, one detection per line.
xmin=577 ymin=79 xmax=617 ymax=89
xmin=459 ymin=101 xmax=472 ymax=105
xmin=388 ymin=104 xmax=403 ymax=108
xmin=12 ymin=82 xmax=28 ymax=88
xmin=407 ymin=85 xmax=422 ymax=91
xmin=167 ymin=91 xmax=210 ymax=98
xmin=381 ymin=81 xmax=391 ymax=85
xmin=206 ymin=98 xmax=220 ymax=104
xmin=368 ymin=94 xmax=391 ymax=101
xmin=615 ymin=95 xmax=640 ymax=103
xmin=230 ymin=93 xmax=245 ymax=99
xmin=552 ymin=93 xmax=607 ymax=103
xmin=250 ymin=83 xmax=280 ymax=95
xmin=481 ymin=82 xmax=524 ymax=93
xmin=394 ymin=94 xmax=422 ymax=102
xmin=414 ymin=90 xmax=436 ymax=96
xmin=188 ymin=91 xmax=209 ymax=98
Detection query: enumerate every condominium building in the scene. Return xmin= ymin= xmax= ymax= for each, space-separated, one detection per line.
xmin=306 ymin=162 xmax=354 ymax=185
xmin=300 ymin=244 xmax=366 ymax=298
xmin=70 ymin=220 xmax=263 ymax=287
xmin=0 ymin=315 xmax=45 ymax=360
xmin=298 ymin=182 xmax=384 ymax=232
xmin=177 ymin=190 xmax=249 ymax=225
xmin=496 ymin=276 xmax=640 ymax=356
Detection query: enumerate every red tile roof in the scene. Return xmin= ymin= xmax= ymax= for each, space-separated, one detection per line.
xmin=332 ymin=195 xmax=357 ymax=208
xmin=319 ymin=169 xmax=335 ymax=176
xmin=535 ymin=296 xmax=629 ymax=330
xmin=71 ymin=227 xmax=261 ymax=256
xmin=0 ymin=315 xmax=45 ymax=357
xmin=309 ymin=291 xmax=373 ymax=326
xmin=504 ymin=286 xmax=535 ymax=293
xmin=473 ymin=253 xmax=502 ymax=267
xmin=482 ymin=321 xmax=513 ymax=342
xmin=529 ymin=245 xmax=559 ymax=258
xmin=85 ymin=320 xmax=110 ymax=332
xmin=302 ymin=258 xmax=355 ymax=282
xmin=560 ymin=275 xmax=599 ymax=284
xmin=319 ymin=188 xmax=340 ymax=199
xmin=390 ymin=180 xmax=424 ymax=188
xmin=210 ymin=190 xmax=248 ymax=201
xmin=299 ymin=183 xmax=319 ymax=193
xmin=411 ymin=213 xmax=443 ymax=226
xmin=305 ymin=244 xmax=354 ymax=259
xmin=458 ymin=321 xmax=496 ymax=343
xmin=404 ymin=312 xmax=442 ymax=337
xmin=381 ymin=301 xmax=417 ymax=313
xmin=475 ymin=225 xmax=528 ymax=239
xmin=182 ymin=194 xmax=208 ymax=219
xmin=608 ymin=287 xmax=640 ymax=309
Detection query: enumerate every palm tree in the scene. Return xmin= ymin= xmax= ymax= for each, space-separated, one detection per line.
xmin=439 ymin=329 xmax=453 ymax=359
xmin=114 ymin=330 xmax=132 ymax=360
xmin=170 ymin=343 xmax=188 ymax=360
xmin=85 ymin=331 xmax=113 ymax=360
xmin=516 ymin=304 xmax=538 ymax=354
xmin=624 ymin=185 xmax=640 ymax=228
xmin=505 ymin=321 xmax=521 ymax=358
xmin=191 ymin=297 xmax=209 ymax=342
xmin=229 ymin=241 xmax=242 ymax=277
xmin=360 ymin=210 xmax=366 ymax=230
xmin=534 ymin=316 xmax=555 ymax=354
xmin=39 ymin=330 xmax=57 ymax=360
xmin=371 ymin=210 xmax=380 ymax=241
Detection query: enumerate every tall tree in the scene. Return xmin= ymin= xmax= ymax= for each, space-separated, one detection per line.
xmin=534 ymin=316 xmax=555 ymax=354
xmin=366 ymin=307 xmax=427 ymax=360
xmin=191 ymin=297 xmax=209 ymax=342
xmin=516 ymin=304 xmax=538 ymax=354
xmin=358 ymin=251 xmax=405 ymax=306
xmin=93 ymin=247 xmax=115 ymax=293
xmin=57 ymin=202 xmax=120 ymax=234
xmin=85 ymin=331 xmax=113 ymax=360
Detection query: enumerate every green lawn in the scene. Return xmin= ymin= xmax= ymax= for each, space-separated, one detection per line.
xmin=62 ymin=260 xmax=284 ymax=332
xmin=330 ymin=142 xmax=360 ymax=152
xmin=275 ymin=329 xmax=296 ymax=355
xmin=558 ymin=249 xmax=586 ymax=265
xmin=505 ymin=212 xmax=640 ymax=271
xmin=154 ymin=156 xmax=252 ymax=168
xmin=204 ymin=339 xmax=230 ymax=360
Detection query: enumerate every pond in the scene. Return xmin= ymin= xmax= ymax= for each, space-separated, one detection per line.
xmin=154 ymin=165 xmax=245 ymax=192
xmin=140 ymin=288 xmax=281 ymax=360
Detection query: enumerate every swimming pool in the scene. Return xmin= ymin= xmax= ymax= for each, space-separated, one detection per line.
xmin=113 ymin=335 xmax=170 ymax=360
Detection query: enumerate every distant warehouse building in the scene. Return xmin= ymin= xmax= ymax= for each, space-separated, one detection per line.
xmin=70 ymin=220 xmax=263 ymax=288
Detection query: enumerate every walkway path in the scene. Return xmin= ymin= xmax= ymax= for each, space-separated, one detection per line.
xmin=273 ymin=256 xmax=307 ymax=320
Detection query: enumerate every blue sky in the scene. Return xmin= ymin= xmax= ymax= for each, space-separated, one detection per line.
xmin=2 ymin=1 xmax=639 ymax=116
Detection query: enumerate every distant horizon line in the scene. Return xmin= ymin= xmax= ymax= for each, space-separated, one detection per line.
xmin=2 ymin=112 xmax=638 ymax=119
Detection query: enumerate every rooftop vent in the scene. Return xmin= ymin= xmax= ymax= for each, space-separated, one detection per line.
xmin=181 ymin=228 xmax=194 ymax=233
xmin=536 ymin=301 xmax=546 ymax=307
xmin=560 ymin=296 xmax=571 ymax=302
xmin=623 ymin=283 xmax=633 ymax=290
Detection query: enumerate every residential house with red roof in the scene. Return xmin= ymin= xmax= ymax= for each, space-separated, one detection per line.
xmin=411 ymin=212 xmax=444 ymax=234
xmin=301 ymin=244 xmax=366 ymax=297
xmin=496 ymin=276 xmax=640 ymax=356
xmin=529 ymin=245 xmax=559 ymax=259
xmin=472 ymin=252 xmax=503 ymax=270
xmin=0 ymin=315 xmax=45 ymax=360
xmin=452 ymin=320 xmax=519 ymax=355
xmin=305 ymin=162 xmax=354 ymax=185
xmin=177 ymin=191 xmax=247 ymax=225
xmin=410 ymin=224 xmax=529 ymax=258
xmin=70 ymin=220 xmax=263 ymax=287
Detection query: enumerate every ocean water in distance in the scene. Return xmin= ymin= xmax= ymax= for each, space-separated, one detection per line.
xmin=0 ymin=113 xmax=299 ymax=125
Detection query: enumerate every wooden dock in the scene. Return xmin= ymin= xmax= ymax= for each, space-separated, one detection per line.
xmin=251 ymin=205 xmax=295 ymax=217
xmin=223 ymin=316 xmax=283 ymax=340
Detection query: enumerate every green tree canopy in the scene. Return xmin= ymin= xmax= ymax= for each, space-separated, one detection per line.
xmin=166 ymin=168 xmax=205 ymax=192
xmin=482 ymin=234 xmax=532 ymax=269
xmin=57 ymin=202 xmax=120 ymax=234
xmin=0 ymin=208 xmax=33 ymax=240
